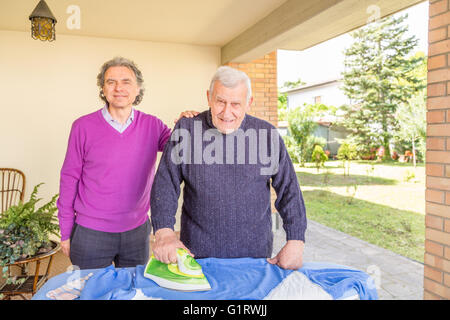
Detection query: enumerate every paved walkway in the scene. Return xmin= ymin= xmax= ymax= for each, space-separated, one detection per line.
xmin=272 ymin=219 xmax=424 ymax=300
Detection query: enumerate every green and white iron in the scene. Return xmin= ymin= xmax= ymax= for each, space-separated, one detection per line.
xmin=143 ymin=248 xmax=211 ymax=291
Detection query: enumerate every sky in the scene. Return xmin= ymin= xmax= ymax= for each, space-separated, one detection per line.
xmin=277 ymin=1 xmax=429 ymax=87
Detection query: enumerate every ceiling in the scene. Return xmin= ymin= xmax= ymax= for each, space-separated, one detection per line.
xmin=1 ymin=0 xmax=426 ymax=63
xmin=0 ymin=0 xmax=287 ymax=46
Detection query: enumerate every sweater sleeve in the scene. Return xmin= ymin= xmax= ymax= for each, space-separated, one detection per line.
xmin=150 ymin=121 xmax=184 ymax=233
xmin=157 ymin=119 xmax=172 ymax=152
xmin=56 ymin=121 xmax=84 ymax=241
xmin=271 ymin=134 xmax=307 ymax=242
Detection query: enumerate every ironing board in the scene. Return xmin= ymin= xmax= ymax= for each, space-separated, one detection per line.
xmin=32 ymin=259 xmax=376 ymax=300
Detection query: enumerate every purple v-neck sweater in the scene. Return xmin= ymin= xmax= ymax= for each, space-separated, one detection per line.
xmin=57 ymin=109 xmax=171 ymax=241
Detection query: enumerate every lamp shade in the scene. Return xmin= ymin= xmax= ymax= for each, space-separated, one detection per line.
xmin=29 ymin=0 xmax=57 ymax=41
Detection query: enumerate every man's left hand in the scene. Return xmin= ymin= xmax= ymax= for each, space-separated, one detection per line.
xmin=267 ymin=240 xmax=304 ymax=270
xmin=174 ymin=110 xmax=200 ymax=124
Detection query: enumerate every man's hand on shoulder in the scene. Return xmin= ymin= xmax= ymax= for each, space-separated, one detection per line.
xmin=174 ymin=110 xmax=200 ymax=124
xmin=267 ymin=240 xmax=304 ymax=270
xmin=153 ymin=228 xmax=194 ymax=264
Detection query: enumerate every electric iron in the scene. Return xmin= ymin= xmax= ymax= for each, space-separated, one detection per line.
xmin=143 ymin=248 xmax=211 ymax=291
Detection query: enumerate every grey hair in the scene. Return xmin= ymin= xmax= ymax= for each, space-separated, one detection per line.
xmin=209 ymin=66 xmax=252 ymax=104
xmin=97 ymin=56 xmax=145 ymax=105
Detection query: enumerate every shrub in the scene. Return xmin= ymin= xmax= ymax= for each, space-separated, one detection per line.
xmin=283 ymin=135 xmax=300 ymax=164
xmin=337 ymin=142 xmax=357 ymax=161
xmin=403 ymin=169 xmax=416 ymax=182
xmin=304 ymin=136 xmax=327 ymax=163
xmin=312 ymin=145 xmax=328 ymax=172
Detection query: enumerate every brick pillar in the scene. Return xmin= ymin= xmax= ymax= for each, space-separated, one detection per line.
xmin=424 ymin=0 xmax=450 ymax=300
xmin=226 ymin=51 xmax=278 ymax=127
xmin=226 ymin=51 xmax=279 ymax=213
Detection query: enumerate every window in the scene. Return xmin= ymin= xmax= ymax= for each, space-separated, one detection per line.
xmin=314 ymin=96 xmax=322 ymax=104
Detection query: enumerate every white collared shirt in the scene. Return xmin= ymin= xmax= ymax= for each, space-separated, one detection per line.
xmin=101 ymin=105 xmax=135 ymax=133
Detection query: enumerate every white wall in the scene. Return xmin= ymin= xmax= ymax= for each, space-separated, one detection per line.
xmin=0 ymin=30 xmax=220 ymax=230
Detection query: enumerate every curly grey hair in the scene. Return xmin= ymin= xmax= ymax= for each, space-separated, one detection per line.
xmin=209 ymin=66 xmax=252 ymax=104
xmin=97 ymin=57 xmax=145 ymax=106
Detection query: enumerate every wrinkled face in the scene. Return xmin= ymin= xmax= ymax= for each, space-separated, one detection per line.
xmin=207 ymin=81 xmax=252 ymax=134
xmin=102 ymin=66 xmax=140 ymax=109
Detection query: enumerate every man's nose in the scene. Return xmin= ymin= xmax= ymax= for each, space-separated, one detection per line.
xmin=222 ymin=103 xmax=233 ymax=117
xmin=114 ymin=82 xmax=123 ymax=91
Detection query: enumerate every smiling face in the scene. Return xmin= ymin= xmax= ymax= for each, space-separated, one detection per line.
xmin=102 ymin=66 xmax=140 ymax=110
xmin=207 ymin=80 xmax=253 ymax=134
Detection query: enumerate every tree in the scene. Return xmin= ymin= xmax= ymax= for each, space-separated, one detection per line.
xmin=282 ymin=79 xmax=305 ymax=89
xmin=395 ymin=90 xmax=426 ymax=167
xmin=339 ymin=14 xmax=425 ymax=160
xmin=278 ymin=93 xmax=288 ymax=121
xmin=394 ymin=52 xmax=427 ymax=167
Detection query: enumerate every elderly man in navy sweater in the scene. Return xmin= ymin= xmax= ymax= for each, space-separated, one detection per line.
xmin=150 ymin=66 xmax=307 ymax=270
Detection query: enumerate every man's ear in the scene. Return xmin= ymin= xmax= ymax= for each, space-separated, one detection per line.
xmin=246 ymin=96 xmax=254 ymax=111
xmin=206 ymin=90 xmax=211 ymax=105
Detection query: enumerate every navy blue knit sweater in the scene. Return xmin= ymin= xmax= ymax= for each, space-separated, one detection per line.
xmin=150 ymin=110 xmax=307 ymax=258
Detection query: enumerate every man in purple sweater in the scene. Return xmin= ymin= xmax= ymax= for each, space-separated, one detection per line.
xmin=57 ymin=57 xmax=197 ymax=269
xmin=151 ymin=66 xmax=307 ymax=270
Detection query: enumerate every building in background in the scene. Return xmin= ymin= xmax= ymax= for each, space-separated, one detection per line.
xmin=280 ymin=78 xmax=351 ymax=156
xmin=283 ymin=78 xmax=350 ymax=111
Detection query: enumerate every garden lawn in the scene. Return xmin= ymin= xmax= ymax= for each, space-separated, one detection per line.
xmin=296 ymin=161 xmax=425 ymax=262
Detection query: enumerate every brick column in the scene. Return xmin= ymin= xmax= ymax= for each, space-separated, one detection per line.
xmin=424 ymin=0 xmax=450 ymax=300
xmin=226 ymin=51 xmax=278 ymax=127
xmin=226 ymin=51 xmax=279 ymax=213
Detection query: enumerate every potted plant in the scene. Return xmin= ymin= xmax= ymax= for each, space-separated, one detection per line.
xmin=0 ymin=183 xmax=59 ymax=288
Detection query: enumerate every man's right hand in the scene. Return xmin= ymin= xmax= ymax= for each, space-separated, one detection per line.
xmin=152 ymin=228 xmax=194 ymax=264
xmin=61 ymin=239 xmax=70 ymax=257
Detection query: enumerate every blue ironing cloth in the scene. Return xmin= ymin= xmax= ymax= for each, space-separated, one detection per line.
xmin=33 ymin=259 xmax=378 ymax=300
xmin=80 ymin=265 xmax=136 ymax=300
xmin=298 ymin=267 xmax=378 ymax=300
xmin=133 ymin=258 xmax=292 ymax=300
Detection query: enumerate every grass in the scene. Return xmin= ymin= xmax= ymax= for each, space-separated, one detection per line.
xmin=296 ymin=160 xmax=425 ymax=262
xmin=296 ymin=171 xmax=397 ymax=187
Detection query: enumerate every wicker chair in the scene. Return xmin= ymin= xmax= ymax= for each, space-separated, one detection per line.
xmin=0 ymin=168 xmax=27 ymax=299
xmin=0 ymin=168 xmax=26 ymax=214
